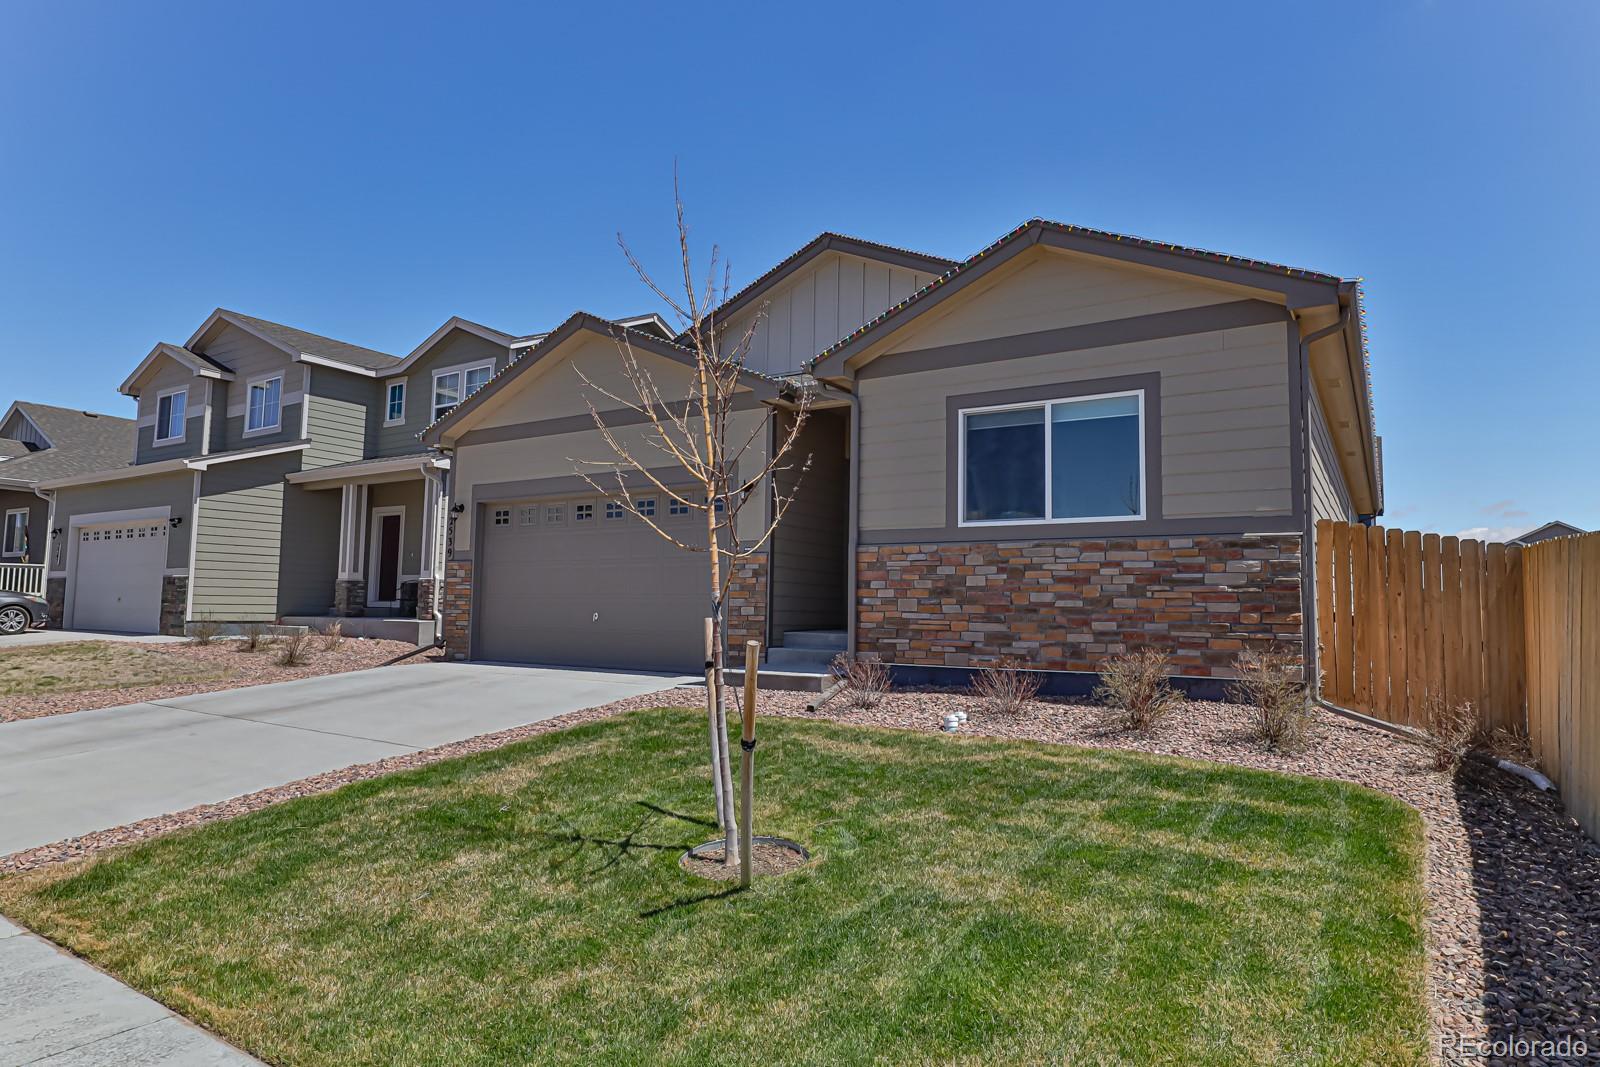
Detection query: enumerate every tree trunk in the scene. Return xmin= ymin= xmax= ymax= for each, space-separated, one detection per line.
xmin=709 ymin=607 xmax=739 ymax=866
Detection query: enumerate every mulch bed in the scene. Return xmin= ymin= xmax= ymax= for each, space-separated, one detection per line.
xmin=680 ymin=838 xmax=811 ymax=882
xmin=0 ymin=638 xmax=442 ymax=722
xmin=1 ymin=677 xmax=1594 ymax=1064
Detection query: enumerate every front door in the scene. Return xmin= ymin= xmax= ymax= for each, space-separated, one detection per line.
xmin=368 ymin=509 xmax=403 ymax=607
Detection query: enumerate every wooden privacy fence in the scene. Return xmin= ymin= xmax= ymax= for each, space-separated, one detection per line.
xmin=1319 ymin=520 xmax=1600 ymax=843
xmin=1522 ymin=533 xmax=1600 ymax=844
xmin=1316 ymin=520 xmax=1525 ymax=732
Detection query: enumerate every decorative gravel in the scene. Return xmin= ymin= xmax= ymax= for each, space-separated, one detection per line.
xmin=0 ymin=638 xmax=441 ymax=722
xmin=2 ymin=677 xmax=1594 ymax=1064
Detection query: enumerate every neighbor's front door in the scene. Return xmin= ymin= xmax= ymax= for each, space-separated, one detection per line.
xmin=369 ymin=511 xmax=402 ymax=607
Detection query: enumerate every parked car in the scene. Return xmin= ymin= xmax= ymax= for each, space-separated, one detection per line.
xmin=0 ymin=590 xmax=49 ymax=634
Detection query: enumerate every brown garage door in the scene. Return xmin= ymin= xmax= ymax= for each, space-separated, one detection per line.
xmin=476 ymin=495 xmax=711 ymax=672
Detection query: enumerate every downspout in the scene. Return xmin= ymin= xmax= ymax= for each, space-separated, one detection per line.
xmin=1291 ymin=303 xmax=1353 ymax=697
xmin=419 ymin=457 xmax=446 ymax=637
xmin=31 ymin=487 xmax=55 ymax=601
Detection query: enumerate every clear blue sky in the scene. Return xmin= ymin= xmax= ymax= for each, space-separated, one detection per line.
xmin=2 ymin=1 xmax=1594 ymax=540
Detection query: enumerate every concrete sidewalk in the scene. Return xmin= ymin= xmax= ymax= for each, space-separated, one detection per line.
xmin=0 ymin=661 xmax=692 ymax=855
xmin=0 ymin=915 xmax=263 ymax=1065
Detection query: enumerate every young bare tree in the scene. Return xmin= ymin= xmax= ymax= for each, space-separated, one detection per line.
xmin=572 ymin=181 xmax=812 ymax=865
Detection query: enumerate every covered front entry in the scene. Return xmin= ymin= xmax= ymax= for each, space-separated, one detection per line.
xmin=476 ymin=494 xmax=707 ymax=672
xmin=70 ymin=520 xmax=167 ymax=633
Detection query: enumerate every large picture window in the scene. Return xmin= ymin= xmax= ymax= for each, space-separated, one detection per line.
xmin=961 ymin=390 xmax=1144 ymax=525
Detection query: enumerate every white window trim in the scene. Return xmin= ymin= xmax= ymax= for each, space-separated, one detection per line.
xmin=956 ymin=388 xmax=1146 ymax=528
xmin=2 ymin=507 xmax=28 ymax=557
xmin=152 ymin=386 xmax=188 ymax=446
xmin=383 ymin=377 xmax=408 ymax=427
xmin=430 ymin=360 xmax=495 ymax=422
xmin=243 ymin=374 xmax=284 ymax=438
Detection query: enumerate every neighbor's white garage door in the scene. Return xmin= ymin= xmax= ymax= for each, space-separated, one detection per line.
xmin=71 ymin=520 xmax=168 ymax=633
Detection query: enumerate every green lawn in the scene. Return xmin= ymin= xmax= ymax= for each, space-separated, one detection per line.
xmin=0 ymin=709 xmax=1428 ymax=1066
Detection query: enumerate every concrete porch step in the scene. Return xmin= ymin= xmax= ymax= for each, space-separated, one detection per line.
xmin=765 ymin=646 xmax=840 ymax=671
xmin=723 ymin=666 xmax=829 ymax=693
xmin=781 ymin=629 xmax=848 ymax=652
xmin=281 ymin=616 xmax=438 ymax=645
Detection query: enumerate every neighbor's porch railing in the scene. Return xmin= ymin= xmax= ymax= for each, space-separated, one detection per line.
xmin=0 ymin=562 xmax=46 ymax=597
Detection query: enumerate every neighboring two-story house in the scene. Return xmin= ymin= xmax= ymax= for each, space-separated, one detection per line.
xmin=34 ymin=310 xmax=528 ymax=637
xmin=0 ymin=403 xmax=135 ymax=596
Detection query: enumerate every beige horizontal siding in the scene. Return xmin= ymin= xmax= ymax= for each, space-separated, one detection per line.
xmin=879 ymin=250 xmax=1249 ymax=353
xmin=858 ymin=320 xmax=1294 ymax=531
xmin=1309 ymin=382 xmax=1355 ymax=523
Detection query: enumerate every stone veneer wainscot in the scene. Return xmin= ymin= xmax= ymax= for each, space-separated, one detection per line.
xmin=855 ymin=534 xmax=1303 ymax=678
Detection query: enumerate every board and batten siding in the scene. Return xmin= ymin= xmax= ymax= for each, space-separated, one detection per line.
xmin=853 ymin=250 xmax=1298 ymax=534
xmin=304 ymin=367 xmax=373 ymax=467
xmin=1 ymin=410 xmax=50 ymax=449
xmin=49 ymin=471 xmax=194 ymax=572
xmin=191 ymin=453 xmax=303 ymax=621
xmin=1308 ymin=383 xmax=1355 ymax=524
xmin=375 ymin=330 xmax=511 ymax=457
xmin=722 ymin=251 xmax=941 ymax=377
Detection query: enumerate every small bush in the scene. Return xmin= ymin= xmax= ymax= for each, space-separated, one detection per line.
xmin=830 ymin=653 xmax=891 ymax=711
xmin=972 ymin=657 xmax=1043 ymax=717
xmin=240 ymin=622 xmax=269 ymax=652
xmin=277 ymin=632 xmax=313 ymax=667
xmin=1420 ymin=695 xmax=1478 ymax=773
xmin=322 ymin=619 xmax=345 ymax=652
xmin=188 ymin=617 xmax=222 ymax=646
xmin=1095 ymin=649 xmax=1183 ymax=733
xmin=1229 ymin=649 xmax=1314 ymax=752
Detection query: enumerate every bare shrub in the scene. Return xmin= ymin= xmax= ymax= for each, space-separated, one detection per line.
xmin=188 ymin=617 xmax=222 ymax=646
xmin=1420 ymin=695 xmax=1478 ymax=773
xmin=322 ymin=619 xmax=345 ymax=652
xmin=831 ymin=654 xmax=891 ymax=711
xmin=1095 ymin=649 xmax=1183 ymax=733
xmin=1229 ymin=648 xmax=1314 ymax=751
xmin=971 ymin=657 xmax=1044 ymax=717
xmin=240 ymin=622 xmax=270 ymax=652
xmin=277 ymin=631 xmax=313 ymax=667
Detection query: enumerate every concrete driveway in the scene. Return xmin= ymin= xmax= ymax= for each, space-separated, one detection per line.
xmin=0 ymin=662 xmax=693 ymax=856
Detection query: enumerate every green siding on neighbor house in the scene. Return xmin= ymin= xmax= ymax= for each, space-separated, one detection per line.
xmin=49 ymin=472 xmax=194 ymax=572
xmin=375 ymin=330 xmax=510 ymax=457
xmin=190 ymin=453 xmax=303 ymax=622
xmin=305 ymin=367 xmax=374 ymax=467
xmin=0 ymin=488 xmax=49 ymax=565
